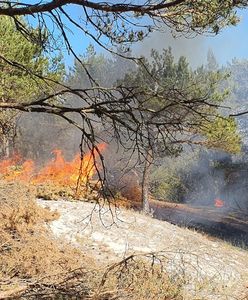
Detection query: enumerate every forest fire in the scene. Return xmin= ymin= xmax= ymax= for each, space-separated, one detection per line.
xmin=214 ymin=198 xmax=224 ymax=208
xmin=0 ymin=144 xmax=106 ymax=187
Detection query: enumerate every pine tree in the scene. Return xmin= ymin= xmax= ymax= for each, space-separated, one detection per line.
xmin=0 ymin=16 xmax=64 ymax=157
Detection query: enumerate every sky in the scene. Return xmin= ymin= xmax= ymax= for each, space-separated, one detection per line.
xmin=204 ymin=9 xmax=248 ymax=65
xmin=135 ymin=9 xmax=248 ymax=68
xmin=22 ymin=1 xmax=248 ymax=67
xmin=62 ymin=7 xmax=248 ymax=69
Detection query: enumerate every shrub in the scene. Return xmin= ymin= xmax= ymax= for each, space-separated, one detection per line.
xmin=150 ymin=167 xmax=187 ymax=202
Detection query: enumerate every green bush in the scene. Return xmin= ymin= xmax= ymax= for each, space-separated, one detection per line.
xmin=150 ymin=150 xmax=201 ymax=202
xmin=150 ymin=167 xmax=187 ymax=202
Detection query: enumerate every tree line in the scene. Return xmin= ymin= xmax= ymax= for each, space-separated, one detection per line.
xmin=0 ymin=1 xmax=248 ymax=210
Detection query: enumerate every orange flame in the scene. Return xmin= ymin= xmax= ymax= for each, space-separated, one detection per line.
xmin=214 ymin=198 xmax=224 ymax=208
xmin=0 ymin=144 xmax=106 ymax=187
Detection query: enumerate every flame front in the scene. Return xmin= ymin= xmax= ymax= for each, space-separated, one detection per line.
xmin=214 ymin=198 xmax=224 ymax=208
xmin=0 ymin=144 xmax=106 ymax=187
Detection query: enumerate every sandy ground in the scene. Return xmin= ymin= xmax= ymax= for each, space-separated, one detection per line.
xmin=38 ymin=199 xmax=248 ymax=300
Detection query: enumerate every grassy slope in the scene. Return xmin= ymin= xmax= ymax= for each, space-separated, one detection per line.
xmin=0 ymin=181 xmax=247 ymax=299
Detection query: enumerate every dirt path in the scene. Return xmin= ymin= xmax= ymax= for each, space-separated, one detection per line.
xmin=38 ymin=199 xmax=248 ymax=300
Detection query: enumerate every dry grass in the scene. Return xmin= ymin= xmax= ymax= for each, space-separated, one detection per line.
xmin=0 ymin=180 xmax=185 ymax=300
xmin=34 ymin=181 xmax=100 ymax=201
xmin=34 ymin=182 xmax=78 ymax=200
xmin=0 ymin=181 xmax=88 ymax=293
xmin=1 ymin=180 xmax=246 ymax=299
xmin=33 ymin=179 xmax=141 ymax=211
xmin=95 ymin=255 xmax=184 ymax=300
xmin=19 ymin=254 xmax=185 ymax=300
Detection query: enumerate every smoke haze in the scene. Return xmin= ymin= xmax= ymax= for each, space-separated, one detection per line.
xmin=133 ymin=31 xmax=207 ymax=68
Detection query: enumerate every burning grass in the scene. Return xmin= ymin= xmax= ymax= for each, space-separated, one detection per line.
xmin=0 ymin=144 xmax=106 ymax=198
xmin=0 ymin=150 xmax=246 ymax=299
xmin=0 ymin=144 xmax=145 ymax=207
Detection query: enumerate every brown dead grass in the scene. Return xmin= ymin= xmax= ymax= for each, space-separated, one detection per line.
xmin=0 ymin=178 xmax=246 ymax=300
xmin=19 ymin=255 xmax=184 ymax=300
xmin=34 ymin=180 xmax=102 ymax=202
xmin=34 ymin=182 xmax=78 ymax=200
xmin=6 ymin=180 xmax=245 ymax=300
xmin=0 ymin=181 xmax=86 ymax=282
xmin=95 ymin=256 xmax=184 ymax=300
xmin=33 ymin=179 xmax=141 ymax=211
xmin=0 ymin=180 xmax=186 ymax=300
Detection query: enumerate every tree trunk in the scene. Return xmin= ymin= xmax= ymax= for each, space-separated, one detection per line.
xmin=2 ymin=134 xmax=10 ymax=158
xmin=141 ymin=148 xmax=153 ymax=214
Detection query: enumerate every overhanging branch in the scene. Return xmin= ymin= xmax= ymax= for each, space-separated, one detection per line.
xmin=0 ymin=0 xmax=185 ymax=16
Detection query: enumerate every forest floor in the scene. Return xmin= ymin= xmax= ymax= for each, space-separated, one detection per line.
xmin=38 ymin=199 xmax=248 ymax=300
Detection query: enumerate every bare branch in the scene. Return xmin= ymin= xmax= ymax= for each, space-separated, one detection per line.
xmin=0 ymin=1 xmax=186 ymax=16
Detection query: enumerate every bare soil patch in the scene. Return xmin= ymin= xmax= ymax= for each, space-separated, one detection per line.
xmin=39 ymin=199 xmax=248 ymax=300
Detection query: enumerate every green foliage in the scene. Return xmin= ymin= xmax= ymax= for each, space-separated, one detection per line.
xmin=180 ymin=0 xmax=240 ymax=34
xmin=202 ymin=116 xmax=241 ymax=154
xmin=150 ymin=151 xmax=199 ymax=202
xmin=123 ymin=48 xmax=191 ymax=91
xmin=121 ymin=48 xmax=241 ymax=202
xmin=0 ymin=16 xmax=64 ymax=103
xmin=0 ymin=0 xmax=245 ymax=60
xmin=150 ymin=171 xmax=186 ymax=202
xmin=67 ymin=44 xmax=134 ymax=88
xmin=122 ymin=48 xmax=235 ymax=152
xmin=0 ymin=16 xmax=64 ymax=156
